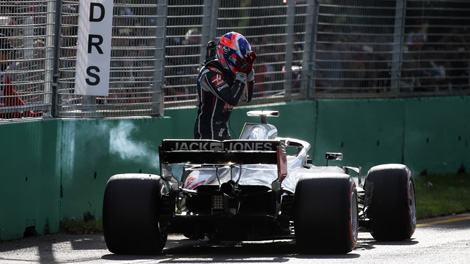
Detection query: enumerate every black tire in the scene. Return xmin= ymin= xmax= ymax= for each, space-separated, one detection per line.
xmin=103 ymin=174 xmax=168 ymax=254
xmin=294 ymin=174 xmax=358 ymax=253
xmin=365 ymin=164 xmax=417 ymax=241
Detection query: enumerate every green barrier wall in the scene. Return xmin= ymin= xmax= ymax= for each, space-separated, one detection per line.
xmin=1 ymin=97 xmax=469 ymax=241
xmin=58 ymin=117 xmax=174 ymax=222
xmin=0 ymin=117 xmax=173 ymax=241
xmin=0 ymin=120 xmax=60 ymax=240
xmin=403 ymin=97 xmax=470 ymax=174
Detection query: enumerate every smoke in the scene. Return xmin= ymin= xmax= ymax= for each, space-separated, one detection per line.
xmin=109 ymin=121 xmax=158 ymax=169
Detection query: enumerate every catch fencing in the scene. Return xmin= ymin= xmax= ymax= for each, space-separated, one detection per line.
xmin=0 ymin=0 xmax=469 ymax=120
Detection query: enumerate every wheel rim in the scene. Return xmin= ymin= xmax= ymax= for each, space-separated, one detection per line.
xmin=408 ymin=180 xmax=417 ymax=228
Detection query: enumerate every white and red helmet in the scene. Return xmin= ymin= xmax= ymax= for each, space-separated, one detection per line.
xmin=216 ymin=32 xmax=251 ymax=74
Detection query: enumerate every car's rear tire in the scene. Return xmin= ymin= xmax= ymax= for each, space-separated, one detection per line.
xmin=103 ymin=174 xmax=168 ymax=254
xmin=294 ymin=174 xmax=358 ymax=253
xmin=365 ymin=164 xmax=416 ymax=241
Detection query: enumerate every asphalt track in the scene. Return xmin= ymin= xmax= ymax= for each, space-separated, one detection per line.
xmin=0 ymin=213 xmax=469 ymax=264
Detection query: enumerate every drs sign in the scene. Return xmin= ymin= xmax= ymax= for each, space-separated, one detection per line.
xmin=75 ymin=0 xmax=113 ymax=96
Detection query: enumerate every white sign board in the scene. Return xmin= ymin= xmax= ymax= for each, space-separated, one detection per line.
xmin=75 ymin=0 xmax=113 ymax=96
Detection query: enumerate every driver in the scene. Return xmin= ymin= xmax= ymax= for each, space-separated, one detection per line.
xmin=194 ymin=32 xmax=256 ymax=140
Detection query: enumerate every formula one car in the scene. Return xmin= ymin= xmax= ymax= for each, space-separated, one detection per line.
xmin=103 ymin=110 xmax=417 ymax=254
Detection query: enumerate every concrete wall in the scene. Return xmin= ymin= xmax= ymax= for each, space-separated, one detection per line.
xmin=0 ymin=117 xmax=173 ymax=241
xmin=1 ymin=97 xmax=469 ymax=241
xmin=0 ymin=120 xmax=61 ymax=240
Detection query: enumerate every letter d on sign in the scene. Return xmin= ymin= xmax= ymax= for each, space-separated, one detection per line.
xmin=90 ymin=2 xmax=105 ymax=22
xmin=75 ymin=0 xmax=113 ymax=96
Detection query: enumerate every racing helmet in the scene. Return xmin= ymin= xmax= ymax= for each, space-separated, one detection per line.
xmin=216 ymin=32 xmax=251 ymax=74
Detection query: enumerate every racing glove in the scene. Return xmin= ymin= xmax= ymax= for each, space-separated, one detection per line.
xmin=238 ymin=51 xmax=257 ymax=75
xmin=236 ymin=51 xmax=257 ymax=83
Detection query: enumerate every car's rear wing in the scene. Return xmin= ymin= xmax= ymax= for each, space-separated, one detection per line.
xmin=159 ymin=139 xmax=288 ymax=181
xmin=160 ymin=139 xmax=283 ymax=164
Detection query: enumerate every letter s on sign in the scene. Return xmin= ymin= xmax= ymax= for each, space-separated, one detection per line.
xmin=86 ymin=66 xmax=100 ymax=85
xmin=264 ymin=142 xmax=273 ymax=150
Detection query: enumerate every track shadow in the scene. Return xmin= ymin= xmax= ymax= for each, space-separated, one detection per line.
xmin=0 ymin=234 xmax=106 ymax=264
xmin=102 ymin=237 xmax=361 ymax=263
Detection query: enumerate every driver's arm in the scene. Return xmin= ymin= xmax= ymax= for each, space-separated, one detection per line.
xmin=200 ymin=66 xmax=254 ymax=106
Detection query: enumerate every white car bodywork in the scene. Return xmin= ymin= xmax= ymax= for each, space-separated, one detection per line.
xmin=183 ymin=116 xmax=345 ymax=193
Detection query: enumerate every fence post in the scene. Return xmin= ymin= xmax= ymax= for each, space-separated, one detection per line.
xmin=283 ymin=0 xmax=295 ymax=99
xmin=210 ymin=0 xmax=218 ymax=41
xmin=302 ymin=0 xmax=318 ymax=100
xmin=200 ymin=0 xmax=219 ymax=65
xmin=391 ymin=0 xmax=407 ymax=97
xmin=45 ymin=1 xmax=55 ymax=113
xmin=152 ymin=0 xmax=168 ymax=116
xmin=51 ymin=0 xmax=62 ymax=118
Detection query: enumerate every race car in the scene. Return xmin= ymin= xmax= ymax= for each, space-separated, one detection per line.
xmin=102 ymin=110 xmax=417 ymax=254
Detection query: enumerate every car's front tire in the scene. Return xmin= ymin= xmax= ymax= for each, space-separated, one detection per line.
xmin=103 ymin=174 xmax=168 ymax=254
xmin=294 ymin=174 xmax=358 ymax=253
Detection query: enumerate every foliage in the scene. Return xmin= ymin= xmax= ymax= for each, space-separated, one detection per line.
xmin=415 ymin=173 xmax=470 ymax=219
xmin=60 ymin=212 xmax=103 ymax=235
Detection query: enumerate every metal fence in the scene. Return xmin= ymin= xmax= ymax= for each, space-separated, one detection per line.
xmin=0 ymin=0 xmax=469 ymax=120
xmin=0 ymin=1 xmax=54 ymax=119
xmin=57 ymin=0 xmax=163 ymax=117
xmin=311 ymin=0 xmax=470 ymax=98
xmin=164 ymin=0 xmax=309 ymax=108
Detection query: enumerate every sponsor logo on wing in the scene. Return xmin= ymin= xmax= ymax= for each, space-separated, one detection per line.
xmin=171 ymin=141 xmax=275 ymax=151
xmin=212 ymin=74 xmax=225 ymax=87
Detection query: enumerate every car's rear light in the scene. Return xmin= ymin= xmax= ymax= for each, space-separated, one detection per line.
xmin=212 ymin=194 xmax=224 ymax=210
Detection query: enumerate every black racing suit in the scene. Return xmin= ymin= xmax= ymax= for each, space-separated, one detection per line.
xmin=194 ymin=60 xmax=254 ymax=140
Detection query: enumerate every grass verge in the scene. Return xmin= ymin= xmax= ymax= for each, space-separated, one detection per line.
xmin=415 ymin=173 xmax=470 ymax=219
xmin=60 ymin=214 xmax=103 ymax=234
